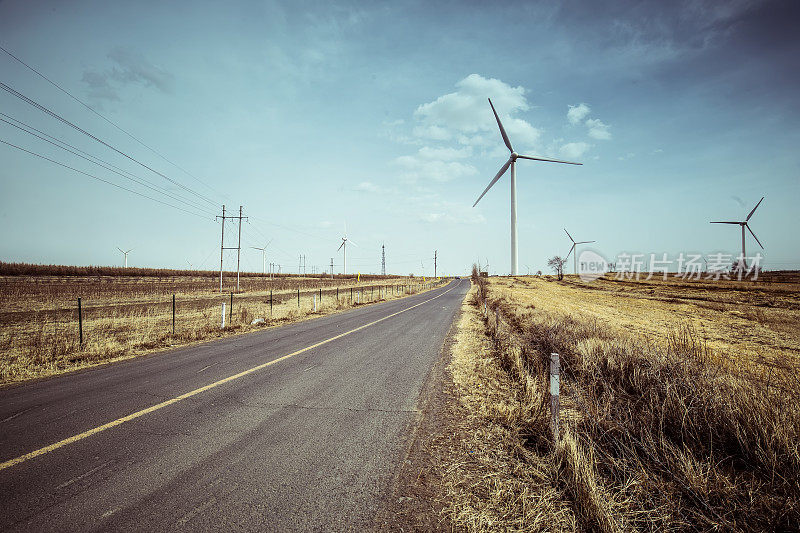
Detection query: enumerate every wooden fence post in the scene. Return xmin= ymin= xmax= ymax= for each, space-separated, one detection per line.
xmin=550 ymin=352 xmax=560 ymax=441
xmin=78 ymin=297 xmax=83 ymax=347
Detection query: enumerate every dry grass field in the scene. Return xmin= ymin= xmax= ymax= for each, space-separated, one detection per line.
xmin=0 ymin=272 xmax=444 ymax=385
xmin=440 ymin=271 xmax=800 ymax=531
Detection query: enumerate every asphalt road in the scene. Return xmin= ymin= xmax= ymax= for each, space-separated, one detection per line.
xmin=0 ymin=278 xmax=469 ymax=532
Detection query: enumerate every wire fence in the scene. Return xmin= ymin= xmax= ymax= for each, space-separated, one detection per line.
xmin=0 ymin=279 xmax=448 ymax=383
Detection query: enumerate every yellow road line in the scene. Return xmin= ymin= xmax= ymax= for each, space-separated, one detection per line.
xmin=0 ymin=281 xmax=462 ymax=472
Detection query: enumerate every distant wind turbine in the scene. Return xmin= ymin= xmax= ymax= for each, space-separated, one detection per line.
xmin=564 ymin=229 xmax=595 ymax=275
xmin=473 ymin=98 xmax=582 ymax=275
xmin=710 ymin=196 xmax=765 ymax=270
xmin=337 ymin=225 xmax=357 ymax=275
xmin=117 ymin=247 xmax=132 ymax=268
xmin=251 ymin=240 xmax=272 ymax=275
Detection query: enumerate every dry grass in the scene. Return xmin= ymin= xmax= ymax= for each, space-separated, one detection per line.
xmin=442 ymin=272 xmax=800 ymax=531
xmin=0 ymin=276 xmax=444 ymax=385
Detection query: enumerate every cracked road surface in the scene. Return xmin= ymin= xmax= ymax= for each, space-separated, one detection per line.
xmin=0 ymin=279 xmax=469 ymax=531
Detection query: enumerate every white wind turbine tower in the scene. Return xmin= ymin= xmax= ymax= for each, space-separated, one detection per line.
xmin=251 ymin=240 xmax=272 ymax=275
xmin=564 ymin=229 xmax=595 ymax=275
xmin=337 ymin=226 xmax=357 ymax=276
xmin=710 ymin=196 xmax=765 ymax=271
xmin=117 ymin=247 xmax=132 ymax=268
xmin=473 ymin=98 xmax=582 ymax=275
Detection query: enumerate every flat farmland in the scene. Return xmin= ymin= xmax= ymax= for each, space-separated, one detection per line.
xmin=431 ymin=272 xmax=800 ymax=531
xmin=0 ymin=273 xmax=442 ymax=385
xmin=496 ymin=271 xmax=800 ymax=387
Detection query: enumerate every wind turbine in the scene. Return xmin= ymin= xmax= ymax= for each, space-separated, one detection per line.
xmin=337 ymin=227 xmax=357 ymax=276
xmin=710 ymin=197 xmax=765 ymax=271
xmin=473 ymin=98 xmax=582 ymax=275
xmin=564 ymin=229 xmax=595 ymax=275
xmin=251 ymin=240 xmax=272 ymax=275
xmin=117 ymin=247 xmax=132 ymax=268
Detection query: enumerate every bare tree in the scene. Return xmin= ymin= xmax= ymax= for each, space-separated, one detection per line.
xmin=547 ymin=256 xmax=567 ymax=280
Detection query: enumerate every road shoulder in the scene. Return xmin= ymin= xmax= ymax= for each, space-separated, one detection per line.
xmin=375 ymin=284 xmax=471 ymax=531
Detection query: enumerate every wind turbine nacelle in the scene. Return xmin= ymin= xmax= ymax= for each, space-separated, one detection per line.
xmin=511 ymin=151 xmax=518 ymax=160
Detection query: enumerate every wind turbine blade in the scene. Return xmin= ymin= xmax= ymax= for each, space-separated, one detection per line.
xmin=117 ymin=247 xmax=123 ymax=253
xmin=517 ymin=154 xmax=582 ymax=165
xmin=473 ymin=158 xmax=512 ymax=207
xmin=349 ymin=239 xmax=358 ymax=247
xmin=746 ymin=224 xmax=764 ymax=249
xmin=565 ymin=244 xmax=575 ymax=260
xmin=251 ymin=247 xmax=261 ymax=250
xmin=746 ymin=196 xmax=764 ymax=221
xmin=126 ymin=249 xmax=133 ymax=253
xmin=710 ymin=221 xmax=741 ymax=224
xmin=337 ymin=241 xmax=344 ymax=251
xmin=488 ymin=98 xmax=513 ymax=153
xmin=576 ymin=240 xmax=595 ymax=244
xmin=564 ymin=228 xmax=575 ymax=243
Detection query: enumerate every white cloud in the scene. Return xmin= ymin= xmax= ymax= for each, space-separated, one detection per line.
xmin=417 ymin=202 xmax=486 ymax=225
xmin=417 ymin=146 xmax=470 ymax=160
xmin=412 ymin=124 xmax=452 ymax=141
xmin=412 ymin=74 xmax=541 ymax=152
xmin=394 ymin=153 xmax=477 ymax=183
xmin=567 ymin=103 xmax=590 ymax=125
xmin=585 ymin=118 xmax=612 ymax=140
xmin=420 ymin=213 xmax=444 ymax=223
xmin=559 ymin=142 xmax=592 ymax=159
xmin=353 ymin=181 xmax=380 ymax=192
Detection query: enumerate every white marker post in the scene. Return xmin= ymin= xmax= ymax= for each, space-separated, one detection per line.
xmin=221 ymin=303 xmax=226 ymax=329
xmin=550 ymin=352 xmax=560 ymax=441
xmin=313 ymin=294 xmax=317 ymax=313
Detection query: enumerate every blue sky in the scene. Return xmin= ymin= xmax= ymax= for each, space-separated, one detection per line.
xmin=1 ymin=0 xmax=798 ymax=275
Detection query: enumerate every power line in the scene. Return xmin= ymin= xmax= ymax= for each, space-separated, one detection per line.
xmin=0 ymin=44 xmax=227 ymax=202
xmin=0 ymin=115 xmax=216 ymax=216
xmin=0 ymin=111 xmax=213 ymax=210
xmin=248 ymin=215 xmax=331 ymax=242
xmin=0 ymin=138 xmax=212 ymax=220
xmin=0 ymin=80 xmax=218 ymax=207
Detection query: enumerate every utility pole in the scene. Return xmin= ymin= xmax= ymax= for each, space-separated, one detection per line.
xmin=216 ymin=205 xmax=247 ymax=293
xmin=236 ymin=206 xmax=244 ymax=291
xmin=217 ymin=205 xmax=225 ymax=292
xmin=381 ymin=244 xmax=386 ymax=276
xmin=434 ymin=250 xmax=437 ymax=278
